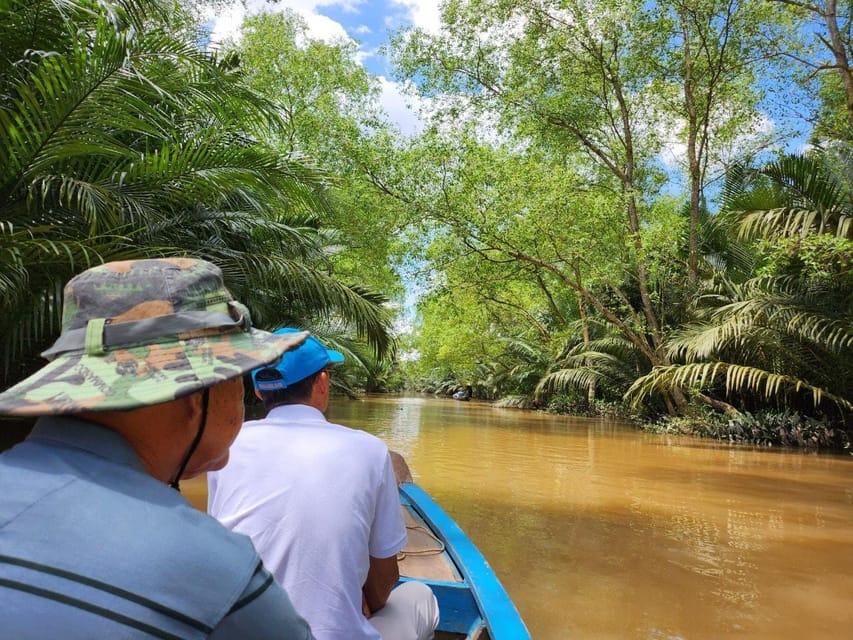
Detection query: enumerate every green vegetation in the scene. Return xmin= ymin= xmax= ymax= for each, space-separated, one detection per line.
xmin=0 ymin=0 xmax=394 ymax=396
xmin=387 ymin=0 xmax=852 ymax=448
xmin=1 ymin=0 xmax=851 ymax=449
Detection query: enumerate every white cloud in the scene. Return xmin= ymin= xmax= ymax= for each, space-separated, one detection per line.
xmin=389 ymin=0 xmax=441 ymax=33
xmin=204 ymin=1 xmax=245 ymax=47
xmin=205 ymin=0 xmax=439 ymax=45
xmin=658 ymin=110 xmax=778 ymax=172
xmin=205 ymin=0 xmax=352 ymax=47
xmin=660 ymin=138 xmax=687 ymax=170
xmin=300 ymin=11 xmax=351 ymax=42
xmin=377 ymin=76 xmax=425 ymax=136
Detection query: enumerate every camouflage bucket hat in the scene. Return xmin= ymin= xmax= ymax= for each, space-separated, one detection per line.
xmin=0 ymin=258 xmax=307 ymax=416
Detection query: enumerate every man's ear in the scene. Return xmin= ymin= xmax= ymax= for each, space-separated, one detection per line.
xmin=311 ymin=371 xmax=329 ymax=399
xmin=183 ymin=391 xmax=203 ymax=424
xmin=316 ymin=371 xmax=329 ymax=393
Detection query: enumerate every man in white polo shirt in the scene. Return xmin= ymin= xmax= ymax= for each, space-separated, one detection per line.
xmin=207 ymin=328 xmax=438 ymax=640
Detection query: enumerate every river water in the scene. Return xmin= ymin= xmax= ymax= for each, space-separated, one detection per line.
xmin=185 ymin=394 xmax=853 ymax=639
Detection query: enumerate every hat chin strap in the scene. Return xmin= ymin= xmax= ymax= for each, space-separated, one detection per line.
xmin=169 ymin=388 xmax=210 ymax=491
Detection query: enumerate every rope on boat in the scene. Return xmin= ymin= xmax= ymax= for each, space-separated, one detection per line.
xmin=397 ymin=524 xmax=446 ymax=560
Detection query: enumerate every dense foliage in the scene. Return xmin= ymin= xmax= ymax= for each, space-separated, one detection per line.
xmin=1 ymin=0 xmax=851 ymax=448
xmin=387 ymin=0 xmax=852 ymax=446
xmin=0 ymin=0 xmax=393 ymax=393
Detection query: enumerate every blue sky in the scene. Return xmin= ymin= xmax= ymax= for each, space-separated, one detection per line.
xmin=207 ymin=0 xmax=438 ymax=135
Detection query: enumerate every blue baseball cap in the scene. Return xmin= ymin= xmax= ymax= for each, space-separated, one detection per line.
xmin=251 ymin=328 xmax=344 ymax=392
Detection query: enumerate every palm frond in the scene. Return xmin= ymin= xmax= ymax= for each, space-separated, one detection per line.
xmin=220 ymin=253 xmax=393 ymax=359
xmin=536 ymin=367 xmax=605 ymax=396
xmin=0 ymin=0 xmax=394 ymax=385
xmin=725 ymin=152 xmax=853 ymax=240
xmin=668 ymin=290 xmax=853 ymax=362
xmin=627 ymin=362 xmax=852 ymax=412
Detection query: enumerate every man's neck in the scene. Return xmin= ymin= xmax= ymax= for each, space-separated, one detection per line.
xmin=268 ymin=400 xmax=325 ymax=414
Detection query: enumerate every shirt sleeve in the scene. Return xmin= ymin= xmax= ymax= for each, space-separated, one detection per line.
xmin=209 ymin=563 xmax=315 ymax=640
xmin=368 ymin=450 xmax=407 ymax=559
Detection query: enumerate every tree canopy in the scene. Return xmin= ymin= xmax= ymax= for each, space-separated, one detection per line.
xmin=1 ymin=0 xmax=850 ymax=441
xmin=0 ymin=0 xmax=393 ymax=390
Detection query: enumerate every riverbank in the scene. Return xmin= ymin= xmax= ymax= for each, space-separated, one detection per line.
xmin=491 ymin=393 xmax=853 ymax=454
xmin=645 ymin=410 xmax=852 ymax=453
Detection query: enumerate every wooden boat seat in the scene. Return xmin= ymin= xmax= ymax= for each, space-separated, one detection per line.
xmin=397 ymin=506 xmax=462 ymax=583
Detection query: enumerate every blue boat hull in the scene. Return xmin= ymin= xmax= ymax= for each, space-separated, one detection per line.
xmin=398 ymin=483 xmax=530 ymax=640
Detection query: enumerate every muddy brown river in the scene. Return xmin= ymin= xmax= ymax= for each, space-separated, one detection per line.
xmin=185 ymin=394 xmax=853 ymax=639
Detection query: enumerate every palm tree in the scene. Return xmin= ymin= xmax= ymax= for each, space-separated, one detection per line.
xmin=0 ymin=0 xmax=393 ymax=388
xmin=536 ymin=320 xmax=649 ymax=410
xmin=627 ymin=148 xmax=853 ymax=421
xmin=725 ymin=151 xmax=852 ymax=240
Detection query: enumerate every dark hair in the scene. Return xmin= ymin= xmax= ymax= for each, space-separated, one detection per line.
xmin=256 ymin=368 xmax=323 ymax=410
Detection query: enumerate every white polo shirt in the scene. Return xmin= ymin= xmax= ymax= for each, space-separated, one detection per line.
xmin=208 ymin=404 xmax=406 ymax=640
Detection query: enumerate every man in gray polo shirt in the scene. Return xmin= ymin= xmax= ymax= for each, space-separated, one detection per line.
xmin=0 ymin=258 xmax=315 ymax=639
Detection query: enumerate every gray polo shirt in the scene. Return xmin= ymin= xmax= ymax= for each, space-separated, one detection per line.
xmin=0 ymin=416 xmax=314 ymax=639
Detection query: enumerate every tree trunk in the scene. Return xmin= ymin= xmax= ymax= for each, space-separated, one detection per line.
xmin=681 ymin=11 xmax=701 ymax=284
xmin=696 ymin=392 xmax=741 ymax=416
xmin=824 ymin=0 xmax=853 ymax=130
xmin=574 ymin=260 xmax=596 ymax=405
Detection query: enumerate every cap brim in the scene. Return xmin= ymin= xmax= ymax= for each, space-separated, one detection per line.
xmin=0 ymin=330 xmax=308 ymax=417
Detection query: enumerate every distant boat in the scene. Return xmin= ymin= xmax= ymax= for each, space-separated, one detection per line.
xmin=452 ymin=390 xmax=470 ymax=401
xmin=398 ymin=482 xmax=531 ymax=640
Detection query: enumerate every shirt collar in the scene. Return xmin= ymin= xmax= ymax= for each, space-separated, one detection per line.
xmin=27 ymin=415 xmax=147 ymax=471
xmin=265 ymin=403 xmax=327 ymax=422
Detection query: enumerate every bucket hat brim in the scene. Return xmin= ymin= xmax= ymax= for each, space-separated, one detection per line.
xmin=0 ymin=328 xmax=307 ymax=417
